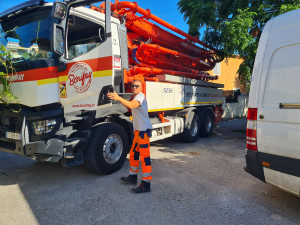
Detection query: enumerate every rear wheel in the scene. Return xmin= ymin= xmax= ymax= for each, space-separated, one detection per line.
xmin=84 ymin=122 xmax=129 ymax=174
xmin=178 ymin=111 xmax=200 ymax=143
xmin=199 ymin=109 xmax=214 ymax=137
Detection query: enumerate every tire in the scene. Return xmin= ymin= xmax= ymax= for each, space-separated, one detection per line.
xmin=178 ymin=110 xmax=200 ymax=143
xmin=84 ymin=122 xmax=129 ymax=174
xmin=199 ymin=109 xmax=214 ymax=137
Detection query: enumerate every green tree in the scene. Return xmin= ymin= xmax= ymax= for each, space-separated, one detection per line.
xmin=0 ymin=43 xmax=18 ymax=104
xmin=178 ymin=0 xmax=300 ymax=83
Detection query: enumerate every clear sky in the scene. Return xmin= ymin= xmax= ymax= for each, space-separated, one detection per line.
xmin=0 ymin=0 xmax=190 ymax=35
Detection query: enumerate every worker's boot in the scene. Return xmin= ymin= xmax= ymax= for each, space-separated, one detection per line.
xmin=131 ymin=180 xmax=151 ymax=193
xmin=120 ymin=175 xmax=137 ymax=185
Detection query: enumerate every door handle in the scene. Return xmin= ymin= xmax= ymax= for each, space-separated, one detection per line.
xmin=259 ymin=114 xmax=264 ymax=119
xmin=279 ymin=103 xmax=300 ymax=109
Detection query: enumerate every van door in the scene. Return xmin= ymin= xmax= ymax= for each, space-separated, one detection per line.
xmin=257 ymin=42 xmax=300 ymax=194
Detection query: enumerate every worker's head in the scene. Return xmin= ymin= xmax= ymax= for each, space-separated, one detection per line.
xmin=132 ymin=79 xmax=142 ymax=95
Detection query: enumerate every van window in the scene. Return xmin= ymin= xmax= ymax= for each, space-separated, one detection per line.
xmin=263 ymin=44 xmax=300 ymax=108
xmin=67 ymin=15 xmax=105 ymax=59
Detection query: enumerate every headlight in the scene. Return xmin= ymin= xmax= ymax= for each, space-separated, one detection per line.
xmin=31 ymin=119 xmax=57 ymax=136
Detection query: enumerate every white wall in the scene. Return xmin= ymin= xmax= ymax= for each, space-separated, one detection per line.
xmin=222 ymin=95 xmax=248 ymax=119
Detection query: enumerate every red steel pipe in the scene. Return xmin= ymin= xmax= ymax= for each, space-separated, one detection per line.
xmin=130 ymin=67 xmax=218 ymax=80
xmin=112 ymin=1 xmax=216 ymax=51
xmin=135 ymin=54 xmax=212 ymax=75
xmin=139 ymin=43 xmax=212 ymax=69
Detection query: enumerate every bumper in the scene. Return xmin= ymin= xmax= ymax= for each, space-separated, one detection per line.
xmin=0 ymin=138 xmax=64 ymax=163
xmin=0 ymin=107 xmax=65 ymax=162
xmin=244 ymin=149 xmax=265 ymax=182
xmin=25 ymin=138 xmax=64 ymax=162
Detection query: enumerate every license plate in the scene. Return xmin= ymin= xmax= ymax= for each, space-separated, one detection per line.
xmin=6 ymin=132 xmax=21 ymax=140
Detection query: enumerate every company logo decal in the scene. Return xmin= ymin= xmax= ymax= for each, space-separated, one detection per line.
xmin=186 ymin=92 xmax=209 ymax=97
xmin=164 ymin=88 xmax=173 ymax=93
xmin=68 ymin=62 xmax=92 ymax=93
xmin=7 ymin=74 xmax=24 ymax=82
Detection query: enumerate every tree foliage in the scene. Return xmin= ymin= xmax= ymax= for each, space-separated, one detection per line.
xmin=178 ymin=0 xmax=300 ymax=82
xmin=0 ymin=43 xmax=18 ymax=105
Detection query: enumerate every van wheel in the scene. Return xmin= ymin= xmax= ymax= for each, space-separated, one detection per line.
xmin=84 ymin=122 xmax=129 ymax=174
xmin=178 ymin=111 xmax=200 ymax=143
xmin=199 ymin=109 xmax=214 ymax=137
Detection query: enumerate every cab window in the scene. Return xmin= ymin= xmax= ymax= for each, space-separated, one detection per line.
xmin=66 ymin=14 xmax=105 ymax=59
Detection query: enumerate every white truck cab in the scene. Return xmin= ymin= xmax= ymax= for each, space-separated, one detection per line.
xmin=245 ymin=9 xmax=300 ymax=196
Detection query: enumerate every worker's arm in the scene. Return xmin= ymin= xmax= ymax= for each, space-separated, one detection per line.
xmin=107 ymin=91 xmax=140 ymax=109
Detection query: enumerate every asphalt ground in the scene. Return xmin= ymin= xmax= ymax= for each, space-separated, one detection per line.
xmin=1 ymin=118 xmax=300 ymax=225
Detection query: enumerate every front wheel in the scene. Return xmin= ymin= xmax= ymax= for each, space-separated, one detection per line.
xmin=84 ymin=122 xmax=129 ymax=174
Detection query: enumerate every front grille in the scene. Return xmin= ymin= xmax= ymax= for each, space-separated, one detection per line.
xmin=0 ymin=117 xmax=19 ymax=127
xmin=0 ymin=126 xmax=16 ymax=138
xmin=0 ymin=140 xmax=16 ymax=150
xmin=10 ymin=117 xmax=18 ymax=126
xmin=0 ymin=115 xmax=22 ymax=139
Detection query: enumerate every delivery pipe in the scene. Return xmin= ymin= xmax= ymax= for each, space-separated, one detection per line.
xmin=139 ymin=43 xmax=214 ymax=70
xmin=112 ymin=1 xmax=216 ymax=51
xmin=130 ymin=67 xmax=218 ymax=80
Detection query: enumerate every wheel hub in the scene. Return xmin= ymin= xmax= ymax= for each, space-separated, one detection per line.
xmin=103 ymin=134 xmax=123 ymax=164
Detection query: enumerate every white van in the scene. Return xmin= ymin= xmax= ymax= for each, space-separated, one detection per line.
xmin=245 ymin=9 xmax=300 ymax=196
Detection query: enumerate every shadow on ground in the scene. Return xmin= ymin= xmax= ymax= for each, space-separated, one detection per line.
xmin=1 ymin=118 xmax=300 ymax=225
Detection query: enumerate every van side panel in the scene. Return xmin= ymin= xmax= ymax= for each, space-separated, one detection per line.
xmin=268 ymin=9 xmax=300 ymax=46
xmin=248 ymin=19 xmax=274 ymax=108
xmin=262 ymin=44 xmax=300 ymax=111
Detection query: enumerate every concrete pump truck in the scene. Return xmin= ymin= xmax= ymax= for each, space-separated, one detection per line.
xmin=0 ymin=0 xmax=224 ymax=174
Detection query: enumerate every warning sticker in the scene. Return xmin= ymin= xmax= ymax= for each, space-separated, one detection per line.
xmin=59 ymin=81 xmax=67 ymax=98
xmin=114 ymin=58 xmax=121 ymax=69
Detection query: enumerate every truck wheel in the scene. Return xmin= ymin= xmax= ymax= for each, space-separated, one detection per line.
xmin=178 ymin=111 xmax=200 ymax=143
xmin=199 ymin=109 xmax=214 ymax=137
xmin=84 ymin=122 xmax=129 ymax=174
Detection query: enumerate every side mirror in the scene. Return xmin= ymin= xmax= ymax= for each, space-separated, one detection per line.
xmin=52 ymin=1 xmax=67 ymax=20
xmin=53 ymin=24 xmax=65 ymax=56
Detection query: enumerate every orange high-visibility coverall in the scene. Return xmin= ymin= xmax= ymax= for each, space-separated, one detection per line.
xmin=129 ymin=130 xmax=152 ymax=181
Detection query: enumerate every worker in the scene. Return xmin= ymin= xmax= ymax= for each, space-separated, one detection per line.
xmin=107 ymin=80 xmax=152 ymax=193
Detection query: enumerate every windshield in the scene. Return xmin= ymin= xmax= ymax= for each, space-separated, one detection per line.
xmin=0 ymin=7 xmax=58 ymax=72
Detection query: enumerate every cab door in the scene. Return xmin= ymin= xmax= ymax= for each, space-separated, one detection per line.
xmin=52 ymin=0 xmax=113 ymax=113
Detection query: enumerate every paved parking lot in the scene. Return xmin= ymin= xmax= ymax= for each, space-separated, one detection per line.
xmin=1 ymin=118 xmax=300 ymax=225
